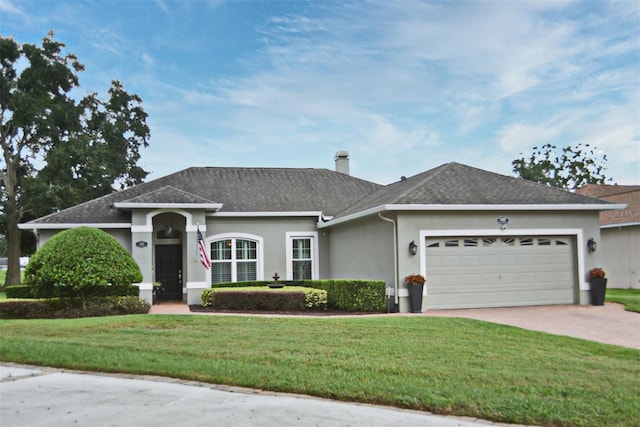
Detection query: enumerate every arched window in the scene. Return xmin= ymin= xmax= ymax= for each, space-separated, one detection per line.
xmin=210 ymin=237 xmax=260 ymax=283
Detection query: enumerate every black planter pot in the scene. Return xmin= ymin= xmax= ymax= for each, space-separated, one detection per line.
xmin=408 ymin=284 xmax=424 ymax=313
xmin=589 ymin=277 xmax=608 ymax=306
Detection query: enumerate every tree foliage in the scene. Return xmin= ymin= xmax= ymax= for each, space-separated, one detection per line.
xmin=24 ymin=227 xmax=142 ymax=302
xmin=0 ymin=32 xmax=149 ymax=285
xmin=512 ymin=143 xmax=611 ymax=190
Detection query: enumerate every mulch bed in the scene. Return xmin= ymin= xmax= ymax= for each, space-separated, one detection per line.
xmin=189 ymin=305 xmax=386 ymax=316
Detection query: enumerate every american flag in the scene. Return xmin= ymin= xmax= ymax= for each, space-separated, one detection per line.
xmin=197 ymin=226 xmax=211 ymax=270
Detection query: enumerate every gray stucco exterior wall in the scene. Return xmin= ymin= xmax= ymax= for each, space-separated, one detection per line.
xmin=327 ymin=215 xmax=395 ymax=294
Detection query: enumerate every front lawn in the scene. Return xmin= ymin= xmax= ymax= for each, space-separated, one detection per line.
xmin=1 ymin=315 xmax=638 ymax=426
xmin=606 ymin=289 xmax=640 ymax=313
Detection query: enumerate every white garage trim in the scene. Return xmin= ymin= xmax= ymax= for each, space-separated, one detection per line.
xmin=419 ymin=229 xmax=588 ymax=292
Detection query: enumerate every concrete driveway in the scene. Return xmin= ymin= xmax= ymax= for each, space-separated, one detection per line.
xmin=425 ymin=303 xmax=640 ymax=350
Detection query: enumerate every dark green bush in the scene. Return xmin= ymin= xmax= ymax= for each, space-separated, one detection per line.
xmin=209 ymin=280 xmax=386 ymax=312
xmin=5 ymin=284 xmax=138 ymax=299
xmin=24 ymin=227 xmax=143 ymax=301
xmin=201 ymin=287 xmax=327 ymax=311
xmin=5 ymin=285 xmax=36 ymax=299
xmin=0 ymin=296 xmax=150 ymax=319
xmin=211 ymin=290 xmax=306 ymax=311
xmin=0 ymin=300 xmax=48 ymax=319
xmin=313 ymin=280 xmax=386 ymax=312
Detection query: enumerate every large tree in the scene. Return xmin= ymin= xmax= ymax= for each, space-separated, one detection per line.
xmin=512 ymin=143 xmax=611 ymax=191
xmin=1 ymin=32 xmax=150 ymax=286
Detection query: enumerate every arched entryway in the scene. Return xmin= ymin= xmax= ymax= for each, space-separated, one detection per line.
xmin=153 ymin=213 xmax=186 ymax=302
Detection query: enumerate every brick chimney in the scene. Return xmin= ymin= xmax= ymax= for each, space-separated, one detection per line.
xmin=334 ymin=151 xmax=350 ymax=175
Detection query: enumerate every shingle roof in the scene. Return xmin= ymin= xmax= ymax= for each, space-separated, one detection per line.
xmin=23 ymin=167 xmax=382 ymax=225
xmin=122 ymin=186 xmax=216 ymax=204
xmin=23 ymin=162 xmax=617 ymax=227
xmin=576 ymin=184 xmax=640 ymax=225
xmin=334 ymin=162 xmax=614 ymax=218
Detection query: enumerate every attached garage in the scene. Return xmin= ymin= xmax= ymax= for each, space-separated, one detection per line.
xmin=424 ymin=235 xmax=577 ymax=309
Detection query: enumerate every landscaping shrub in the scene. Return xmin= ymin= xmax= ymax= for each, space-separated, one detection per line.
xmin=0 ymin=296 xmax=150 ymax=319
xmin=5 ymin=285 xmax=36 ymax=299
xmin=5 ymin=284 xmax=138 ymax=299
xmin=24 ymin=227 xmax=143 ymax=302
xmin=206 ymin=280 xmax=384 ymax=312
xmin=201 ymin=287 xmax=327 ymax=311
xmin=308 ymin=280 xmax=386 ymax=312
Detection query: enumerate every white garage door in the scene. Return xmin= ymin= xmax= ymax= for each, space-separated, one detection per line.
xmin=424 ymin=236 xmax=576 ymax=309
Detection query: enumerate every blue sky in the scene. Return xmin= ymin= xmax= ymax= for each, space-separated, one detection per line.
xmin=2 ymin=0 xmax=639 ymax=185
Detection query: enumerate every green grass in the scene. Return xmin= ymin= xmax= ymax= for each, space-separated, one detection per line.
xmin=606 ymin=289 xmax=640 ymax=313
xmin=0 ymin=269 xmax=24 ymax=288
xmin=1 ymin=315 xmax=638 ymax=426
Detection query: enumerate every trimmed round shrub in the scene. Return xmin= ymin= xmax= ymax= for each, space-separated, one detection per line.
xmin=24 ymin=227 xmax=142 ymax=300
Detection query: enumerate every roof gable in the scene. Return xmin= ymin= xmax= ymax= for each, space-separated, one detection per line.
xmin=124 ymin=185 xmax=214 ymax=204
xmin=334 ymin=162 xmax=614 ymax=218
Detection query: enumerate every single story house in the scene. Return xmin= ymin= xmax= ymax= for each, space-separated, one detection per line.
xmin=20 ymin=152 xmax=625 ymax=312
xmin=576 ymin=184 xmax=639 ymax=289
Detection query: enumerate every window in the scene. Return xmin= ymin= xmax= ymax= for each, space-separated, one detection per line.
xmin=482 ymin=238 xmax=496 ymax=246
xmin=502 ymin=238 xmax=515 ymax=246
xmin=210 ymin=236 xmax=261 ymax=283
xmin=286 ymin=232 xmax=318 ymax=280
xmin=520 ymin=238 xmax=533 ymax=246
xmin=292 ymin=238 xmax=312 ymax=280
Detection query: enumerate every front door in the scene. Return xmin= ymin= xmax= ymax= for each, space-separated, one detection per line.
xmin=155 ymin=245 xmax=183 ymax=301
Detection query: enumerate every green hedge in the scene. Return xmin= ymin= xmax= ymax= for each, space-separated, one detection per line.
xmin=210 ymin=279 xmax=386 ymax=312
xmin=5 ymin=285 xmax=36 ymax=299
xmin=201 ymin=287 xmax=327 ymax=311
xmin=0 ymin=296 xmax=150 ymax=319
xmin=6 ymin=284 xmax=139 ymax=299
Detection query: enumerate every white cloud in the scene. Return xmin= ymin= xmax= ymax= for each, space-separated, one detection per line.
xmin=14 ymin=0 xmax=633 ymax=185
xmin=0 ymin=0 xmax=27 ymax=18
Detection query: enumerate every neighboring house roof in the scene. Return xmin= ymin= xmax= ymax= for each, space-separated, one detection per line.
xmin=332 ymin=162 xmax=615 ymax=220
xmin=576 ymin=184 xmax=640 ymax=226
xmin=21 ymin=167 xmax=382 ymax=226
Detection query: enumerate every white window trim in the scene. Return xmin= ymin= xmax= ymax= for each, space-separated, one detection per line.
xmin=419 ymin=228 xmax=587 ymax=291
xmin=285 ymin=232 xmax=319 ymax=280
xmin=206 ymin=233 xmax=264 ymax=285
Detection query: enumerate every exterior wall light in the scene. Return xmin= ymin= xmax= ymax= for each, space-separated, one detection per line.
xmin=408 ymin=240 xmax=418 ymax=256
xmin=587 ymin=238 xmax=597 ymax=253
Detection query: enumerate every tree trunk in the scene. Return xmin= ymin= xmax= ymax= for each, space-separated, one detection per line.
xmin=3 ymin=147 xmax=22 ymax=286
xmin=5 ymin=219 xmax=21 ymax=286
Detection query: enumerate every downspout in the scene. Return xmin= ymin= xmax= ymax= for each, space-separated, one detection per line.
xmin=378 ymin=212 xmax=398 ymax=310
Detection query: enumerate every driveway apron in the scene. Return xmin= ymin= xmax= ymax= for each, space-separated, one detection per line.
xmin=425 ymin=303 xmax=640 ymax=349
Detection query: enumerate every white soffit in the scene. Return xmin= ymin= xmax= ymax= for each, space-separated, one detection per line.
xmin=318 ymin=203 xmax=627 ymax=228
xmin=18 ymin=223 xmax=131 ymax=230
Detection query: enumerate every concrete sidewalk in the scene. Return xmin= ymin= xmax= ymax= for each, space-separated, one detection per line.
xmin=0 ymin=364 xmax=532 ymax=427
